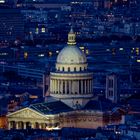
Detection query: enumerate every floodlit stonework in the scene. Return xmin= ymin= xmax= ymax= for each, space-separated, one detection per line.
xmin=7 ymin=28 xmax=122 ymax=130
xmin=50 ymin=28 xmax=93 ymax=108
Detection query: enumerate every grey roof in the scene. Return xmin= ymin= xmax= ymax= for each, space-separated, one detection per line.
xmin=84 ymin=99 xmax=114 ymax=112
xmin=128 ymin=99 xmax=140 ymax=112
xmin=30 ymin=100 xmax=73 ymax=115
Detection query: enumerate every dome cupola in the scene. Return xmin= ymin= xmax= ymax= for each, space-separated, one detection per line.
xmin=67 ymin=27 xmax=76 ymax=45
xmin=56 ymin=27 xmax=87 ymax=72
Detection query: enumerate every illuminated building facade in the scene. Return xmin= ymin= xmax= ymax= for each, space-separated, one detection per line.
xmin=50 ymin=27 xmax=93 ymax=109
xmin=7 ymin=28 xmax=122 ymax=130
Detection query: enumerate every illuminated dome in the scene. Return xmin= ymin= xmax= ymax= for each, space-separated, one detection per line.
xmin=50 ymin=27 xmax=93 ymax=109
xmin=57 ymin=27 xmax=87 ymax=64
xmin=57 ymin=46 xmax=87 ymax=64
xmin=55 ymin=27 xmax=88 ymax=72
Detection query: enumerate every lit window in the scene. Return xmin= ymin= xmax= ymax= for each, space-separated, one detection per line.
xmin=86 ymin=49 xmax=89 ymax=54
xmin=41 ymin=28 xmax=45 ymax=33
xmin=24 ymin=52 xmax=28 ymax=59
xmin=0 ymin=0 xmax=5 ymax=3
xmin=36 ymin=28 xmax=39 ymax=34
xmin=49 ymin=52 xmax=52 ymax=56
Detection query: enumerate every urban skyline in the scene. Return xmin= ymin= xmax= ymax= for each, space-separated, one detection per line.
xmin=0 ymin=0 xmax=140 ymax=140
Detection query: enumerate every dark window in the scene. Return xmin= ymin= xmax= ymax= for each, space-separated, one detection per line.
xmin=108 ymin=90 xmax=113 ymax=97
xmin=67 ymin=81 xmax=69 ymax=94
xmin=63 ymin=81 xmax=65 ymax=93
xmin=83 ymin=80 xmax=85 ymax=94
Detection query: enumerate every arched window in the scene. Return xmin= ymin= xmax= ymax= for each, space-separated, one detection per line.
xmin=79 ymin=67 xmax=82 ymax=71
xmin=68 ymin=67 xmax=70 ymax=72
xmin=74 ymin=67 xmax=76 ymax=71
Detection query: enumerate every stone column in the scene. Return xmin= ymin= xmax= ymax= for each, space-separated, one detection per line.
xmin=42 ymin=123 xmax=45 ymax=129
xmin=55 ymin=79 xmax=57 ymax=93
xmin=50 ymin=79 xmax=52 ymax=92
xmin=56 ymin=79 xmax=58 ymax=93
xmin=62 ymin=80 xmax=65 ymax=94
xmin=57 ymin=80 xmax=59 ymax=93
xmin=87 ymin=80 xmax=89 ymax=93
xmin=52 ymin=80 xmax=54 ymax=93
xmin=31 ymin=123 xmax=35 ymax=129
xmin=39 ymin=124 xmax=42 ymax=129
xmin=57 ymin=80 xmax=59 ymax=94
xmin=86 ymin=80 xmax=88 ymax=94
xmin=85 ymin=80 xmax=87 ymax=93
xmin=77 ymin=80 xmax=79 ymax=94
xmin=88 ymin=80 xmax=90 ymax=93
xmin=53 ymin=80 xmax=54 ymax=93
xmin=72 ymin=80 xmax=75 ymax=94
xmin=69 ymin=80 xmax=71 ymax=94
xmin=54 ymin=79 xmax=56 ymax=93
xmin=56 ymin=80 xmax=57 ymax=93
xmin=59 ymin=80 xmax=62 ymax=94
xmin=65 ymin=80 xmax=67 ymax=94
xmin=16 ymin=122 xmax=19 ymax=129
xmin=71 ymin=80 xmax=73 ymax=94
xmin=23 ymin=122 xmax=26 ymax=129
xmin=81 ymin=80 xmax=83 ymax=94
xmin=8 ymin=122 xmax=11 ymax=130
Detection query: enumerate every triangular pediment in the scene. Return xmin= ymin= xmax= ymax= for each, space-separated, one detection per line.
xmin=7 ymin=107 xmax=47 ymax=119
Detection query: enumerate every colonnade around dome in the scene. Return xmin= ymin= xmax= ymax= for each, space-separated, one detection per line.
xmin=56 ymin=63 xmax=87 ymax=72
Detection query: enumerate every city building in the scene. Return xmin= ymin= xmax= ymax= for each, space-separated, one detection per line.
xmin=0 ymin=8 xmax=24 ymax=41
xmin=7 ymin=28 xmax=123 ymax=130
xmin=106 ymin=74 xmax=119 ymax=103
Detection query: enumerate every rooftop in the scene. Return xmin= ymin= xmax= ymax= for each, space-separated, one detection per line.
xmin=30 ymin=100 xmax=73 ymax=115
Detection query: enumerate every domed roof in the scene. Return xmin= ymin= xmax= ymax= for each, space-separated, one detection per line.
xmin=56 ymin=27 xmax=87 ymax=64
xmin=57 ymin=46 xmax=87 ymax=64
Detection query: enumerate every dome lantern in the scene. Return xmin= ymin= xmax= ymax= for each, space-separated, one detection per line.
xmin=56 ymin=27 xmax=87 ymax=67
xmin=67 ymin=26 xmax=76 ymax=45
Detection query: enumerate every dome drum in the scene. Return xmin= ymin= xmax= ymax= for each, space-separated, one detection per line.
xmin=50 ymin=76 xmax=93 ymax=99
xmin=56 ymin=63 xmax=88 ymax=72
xmin=50 ymin=72 xmax=93 ymax=79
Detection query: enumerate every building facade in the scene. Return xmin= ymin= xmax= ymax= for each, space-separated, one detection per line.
xmin=7 ymin=28 xmax=122 ymax=130
xmin=50 ymin=27 xmax=93 ymax=109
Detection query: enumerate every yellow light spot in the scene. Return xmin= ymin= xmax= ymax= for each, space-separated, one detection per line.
xmin=49 ymin=52 xmax=52 ymax=56
xmin=86 ymin=49 xmax=89 ymax=54
xmin=24 ymin=52 xmax=28 ymax=59
xmin=136 ymin=48 xmax=139 ymax=55
xmin=80 ymin=46 xmax=84 ymax=50
xmin=41 ymin=27 xmax=45 ymax=33
xmin=36 ymin=28 xmax=39 ymax=34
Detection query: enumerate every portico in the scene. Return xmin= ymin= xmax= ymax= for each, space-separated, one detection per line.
xmin=7 ymin=107 xmax=60 ymax=130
